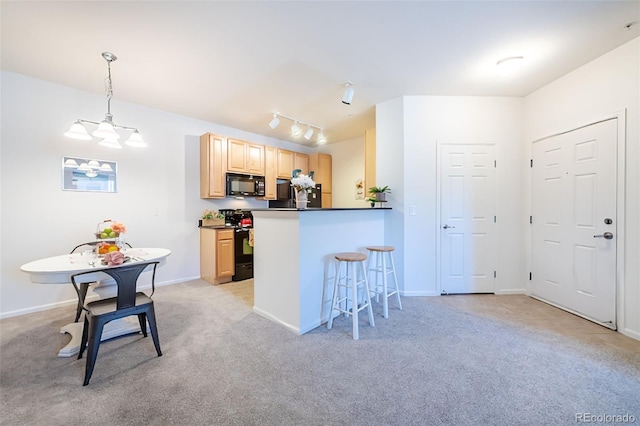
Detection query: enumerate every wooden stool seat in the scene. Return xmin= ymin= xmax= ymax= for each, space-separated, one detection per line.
xmin=366 ymin=246 xmax=402 ymax=318
xmin=334 ymin=252 xmax=367 ymax=262
xmin=328 ymin=252 xmax=374 ymax=340
xmin=366 ymin=246 xmax=395 ymax=253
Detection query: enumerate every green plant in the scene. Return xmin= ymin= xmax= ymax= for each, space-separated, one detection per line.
xmin=202 ymin=209 xmax=224 ymax=220
xmin=368 ymin=185 xmax=390 ymax=194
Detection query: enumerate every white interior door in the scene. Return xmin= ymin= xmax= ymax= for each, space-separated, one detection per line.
xmin=439 ymin=144 xmax=496 ymax=294
xmin=531 ymin=119 xmax=617 ymax=327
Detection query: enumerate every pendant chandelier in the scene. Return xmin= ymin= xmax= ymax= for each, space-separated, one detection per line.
xmin=64 ymin=52 xmax=146 ymax=149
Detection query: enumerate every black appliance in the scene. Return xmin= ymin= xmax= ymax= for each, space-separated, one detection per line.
xmin=219 ymin=209 xmax=254 ymax=281
xmin=225 ymin=173 xmax=265 ymax=197
xmin=268 ymin=179 xmax=322 ymax=208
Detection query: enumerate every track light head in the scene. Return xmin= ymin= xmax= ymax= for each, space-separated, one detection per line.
xmin=342 ymin=81 xmax=355 ymax=105
xmin=317 ymin=130 xmax=326 ymax=145
xmin=291 ymin=121 xmax=302 ymax=137
xmin=304 ymin=126 xmax=314 ymax=140
xmin=268 ymin=113 xmax=280 ymax=129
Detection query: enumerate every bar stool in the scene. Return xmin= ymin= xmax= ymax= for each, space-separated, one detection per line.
xmin=366 ymin=246 xmax=402 ymax=318
xmin=327 ymin=252 xmax=375 ymax=340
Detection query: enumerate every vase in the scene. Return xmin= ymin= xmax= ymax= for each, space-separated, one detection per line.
xmin=295 ymin=189 xmax=308 ymax=209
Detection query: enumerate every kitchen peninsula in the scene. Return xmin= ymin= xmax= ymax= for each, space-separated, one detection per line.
xmin=252 ymin=208 xmax=391 ymax=334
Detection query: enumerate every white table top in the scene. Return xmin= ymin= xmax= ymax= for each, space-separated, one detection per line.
xmin=20 ymin=248 xmax=171 ymax=284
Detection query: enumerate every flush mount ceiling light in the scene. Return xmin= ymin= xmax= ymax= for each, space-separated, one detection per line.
xmin=268 ymin=113 xmax=327 ymax=144
xmin=64 ymin=52 xmax=146 ymax=148
xmin=496 ymin=56 xmax=524 ymax=76
xmin=342 ymin=81 xmax=355 ymax=105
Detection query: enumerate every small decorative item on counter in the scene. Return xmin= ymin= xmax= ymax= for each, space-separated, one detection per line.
xmin=201 ymin=209 xmax=225 ymax=226
xmin=291 ymin=174 xmax=316 ymax=209
xmin=95 ymin=219 xmax=127 ymax=239
xmin=102 ymin=250 xmax=126 ymax=266
xmin=97 ymin=241 xmax=120 ymax=255
xmin=368 ymin=185 xmax=390 ymax=202
xmin=366 ymin=197 xmax=378 ymax=208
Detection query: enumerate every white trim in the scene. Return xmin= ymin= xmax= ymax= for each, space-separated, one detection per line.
xmin=529 ymin=295 xmax=616 ymax=330
xmin=495 ymin=289 xmax=526 ymax=295
xmin=529 ymin=110 xmax=626 ymax=333
xmin=436 ymin=141 xmax=497 ymax=295
xmin=402 ymin=290 xmax=440 ymax=297
xmin=252 ymin=306 xmax=302 ymax=335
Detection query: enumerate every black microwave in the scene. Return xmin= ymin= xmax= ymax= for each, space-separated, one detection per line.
xmin=226 ymin=173 xmax=265 ymax=197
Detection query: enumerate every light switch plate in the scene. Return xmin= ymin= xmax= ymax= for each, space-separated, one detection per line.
xmin=410 ymin=205 xmax=416 ymax=215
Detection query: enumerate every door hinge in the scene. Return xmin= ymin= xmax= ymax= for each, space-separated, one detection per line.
xmin=494 ymin=160 xmax=497 ymax=168
xmin=529 ymin=272 xmax=532 ymax=280
xmin=494 ymin=215 xmax=497 ymax=223
xmin=494 ymin=271 xmax=497 ymax=278
xmin=529 ymin=215 xmax=533 ymax=224
xmin=530 ymin=159 xmax=533 ymax=167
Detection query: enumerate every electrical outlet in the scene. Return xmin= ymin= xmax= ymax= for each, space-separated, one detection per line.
xmin=410 ymin=205 xmax=416 ymax=216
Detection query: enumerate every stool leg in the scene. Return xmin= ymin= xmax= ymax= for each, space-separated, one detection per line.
xmin=381 ymin=252 xmax=389 ymax=318
xmin=389 ymin=252 xmax=402 ymax=310
xmin=349 ymin=261 xmax=359 ymax=340
xmin=327 ymin=260 xmax=340 ymax=330
xmin=374 ymin=252 xmax=381 ymax=303
xmin=360 ymin=260 xmax=375 ymax=328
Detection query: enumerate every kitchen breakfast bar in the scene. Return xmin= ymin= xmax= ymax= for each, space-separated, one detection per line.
xmin=251 ymin=208 xmax=391 ymax=335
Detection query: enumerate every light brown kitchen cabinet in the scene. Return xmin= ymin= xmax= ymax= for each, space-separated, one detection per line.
xmin=262 ymin=145 xmax=277 ymax=200
xmin=309 ymin=153 xmax=332 ymax=207
xmin=364 ymin=128 xmax=376 ymax=194
xmin=294 ymin=153 xmax=309 ymax=175
xmin=200 ymin=133 xmax=227 ymax=199
xmin=227 ymin=138 xmax=265 ymax=176
xmin=200 ymin=228 xmax=234 ymax=285
xmin=277 ymin=149 xmax=294 ymax=178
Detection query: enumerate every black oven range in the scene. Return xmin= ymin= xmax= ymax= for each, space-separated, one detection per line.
xmin=220 ymin=209 xmax=254 ymax=281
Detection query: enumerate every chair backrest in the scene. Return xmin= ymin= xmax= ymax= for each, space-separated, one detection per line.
xmin=71 ymin=261 xmax=159 ymax=310
xmin=70 ymin=241 xmax=132 ymax=254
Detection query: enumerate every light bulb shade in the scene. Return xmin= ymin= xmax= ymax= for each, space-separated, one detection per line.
xmin=317 ymin=131 xmax=327 ymax=145
xmin=77 ymin=162 xmax=92 ymax=172
xmin=93 ymin=120 xmax=120 ymax=139
xmin=98 ymin=136 xmax=123 ymax=149
xmin=304 ymin=127 xmax=314 ymax=140
xmin=64 ymin=121 xmax=92 ymax=140
xmin=497 ymin=56 xmax=524 ymax=76
xmin=291 ymin=122 xmax=302 ymax=137
xmin=88 ymin=160 xmax=100 ymax=168
xmin=342 ymin=86 xmax=355 ymax=105
xmin=100 ymin=163 xmax=113 ymax=172
xmin=85 ymin=170 xmax=98 ymax=178
xmin=124 ymin=130 xmax=147 ymax=147
xmin=64 ymin=158 xmax=79 ymax=167
xmin=269 ymin=115 xmax=280 ymax=129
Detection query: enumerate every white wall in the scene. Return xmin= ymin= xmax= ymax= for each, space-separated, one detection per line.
xmin=524 ymin=37 xmax=640 ymax=340
xmin=320 ymin=136 xmax=368 ymax=208
xmin=0 ymin=71 xmax=311 ymax=318
xmin=377 ymin=96 xmax=525 ymax=296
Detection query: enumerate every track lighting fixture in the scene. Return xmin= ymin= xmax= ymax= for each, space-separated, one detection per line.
xmin=268 ymin=113 xmax=280 ymax=129
xmin=64 ymin=52 xmax=146 ymax=148
xmin=342 ymin=81 xmax=355 ymax=105
xmin=267 ymin=113 xmax=327 ymax=144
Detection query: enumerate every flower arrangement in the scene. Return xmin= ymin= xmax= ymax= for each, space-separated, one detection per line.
xmin=96 ymin=220 xmax=126 ymax=239
xmin=291 ymin=174 xmax=316 ymax=191
xmin=202 ymin=209 xmax=224 ymax=220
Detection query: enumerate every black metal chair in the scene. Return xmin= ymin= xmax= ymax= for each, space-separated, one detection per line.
xmin=72 ymin=261 xmax=162 ymax=386
xmin=70 ymin=241 xmax=132 ymax=322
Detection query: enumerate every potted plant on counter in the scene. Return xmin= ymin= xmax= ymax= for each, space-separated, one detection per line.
xmin=366 ymin=197 xmax=378 ymax=208
xmin=201 ymin=209 xmax=225 ymax=226
xmin=369 ymin=185 xmax=390 ymax=202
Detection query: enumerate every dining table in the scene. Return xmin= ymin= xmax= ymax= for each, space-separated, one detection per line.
xmin=20 ymin=247 xmax=171 ymax=357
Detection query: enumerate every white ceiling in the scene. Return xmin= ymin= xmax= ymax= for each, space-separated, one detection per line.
xmin=2 ymin=1 xmax=638 ymax=145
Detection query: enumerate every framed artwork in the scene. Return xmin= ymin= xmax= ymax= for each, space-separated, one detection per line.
xmin=62 ymin=156 xmax=117 ymax=193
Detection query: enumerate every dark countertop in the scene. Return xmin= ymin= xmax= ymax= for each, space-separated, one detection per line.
xmin=251 ymin=207 xmax=392 ymax=212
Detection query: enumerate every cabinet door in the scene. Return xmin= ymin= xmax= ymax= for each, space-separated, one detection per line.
xmin=319 ymin=153 xmax=332 ymax=192
xmin=277 ymin=149 xmax=294 ymax=178
xmin=321 ymin=192 xmax=332 ymax=208
xmin=200 ymin=133 xmax=226 ymax=198
xmin=246 ymin=143 xmax=265 ymax=175
xmin=294 ymin=153 xmax=309 ymax=175
xmin=263 ymin=146 xmax=277 ymax=200
xmin=227 ymin=139 xmax=247 ymax=173
xmin=216 ymin=238 xmax=235 ymax=277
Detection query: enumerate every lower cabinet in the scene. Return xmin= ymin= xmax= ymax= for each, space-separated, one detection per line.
xmin=200 ymin=228 xmax=234 ymax=284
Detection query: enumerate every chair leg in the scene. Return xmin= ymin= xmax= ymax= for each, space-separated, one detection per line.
xmin=138 ymin=313 xmax=148 ymax=337
xmin=78 ymin=316 xmax=89 ymax=360
xmin=83 ymin=317 xmax=106 ymax=386
xmin=145 ymin=305 xmax=163 ymax=357
xmin=74 ymin=283 xmax=90 ymax=322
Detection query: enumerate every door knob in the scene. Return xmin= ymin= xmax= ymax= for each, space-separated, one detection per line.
xmin=442 ymin=224 xmax=455 ymax=229
xmin=593 ymin=232 xmax=613 ymax=240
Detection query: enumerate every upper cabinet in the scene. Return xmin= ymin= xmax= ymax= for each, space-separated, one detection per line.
xmin=277 ymin=149 xmax=294 ymax=178
xmin=200 ymin=133 xmax=227 ymax=199
xmin=263 ymin=146 xmax=277 ymax=200
xmin=294 ymin=153 xmax=309 ymax=175
xmin=227 ymin=138 xmax=264 ymax=176
xmin=309 ymin=153 xmax=332 ymax=193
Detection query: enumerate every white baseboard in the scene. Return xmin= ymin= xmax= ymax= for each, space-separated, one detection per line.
xmin=252 ymin=306 xmax=301 ymax=335
xmin=401 ymin=290 xmax=440 ymax=297
xmin=494 ymin=289 xmax=526 ymax=295
xmin=620 ymin=327 xmax=640 ymax=342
